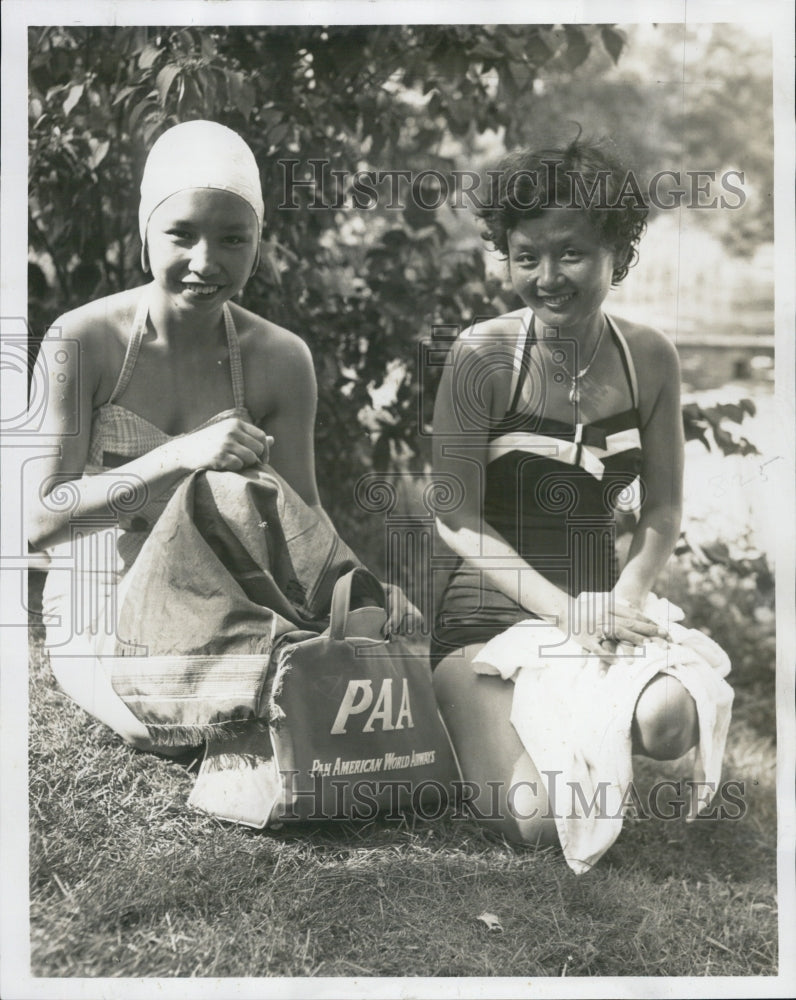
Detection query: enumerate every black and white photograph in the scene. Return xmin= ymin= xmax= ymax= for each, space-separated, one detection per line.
xmin=1 ymin=1 xmax=794 ymax=997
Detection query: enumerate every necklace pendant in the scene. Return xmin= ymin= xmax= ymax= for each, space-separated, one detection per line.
xmin=569 ymin=382 xmax=579 ymax=405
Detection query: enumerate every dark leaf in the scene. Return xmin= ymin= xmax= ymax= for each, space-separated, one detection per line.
xmin=524 ymin=32 xmax=554 ymax=65
xmin=674 ymin=537 xmax=691 ymax=556
xmin=125 ymin=27 xmax=151 ymax=56
xmin=129 ymin=97 xmax=156 ymax=133
xmin=680 ymin=402 xmax=703 ymax=421
xmin=701 ymin=540 xmax=731 ymax=565
xmin=365 ymin=246 xmax=392 ymax=262
xmin=496 ymin=65 xmax=518 ymax=101
xmin=436 ymin=46 xmax=470 ymax=80
xmin=403 ymin=199 xmax=437 ymax=230
xmin=699 ymin=406 xmax=723 ymax=430
xmin=563 ymin=26 xmax=591 ymax=70
xmin=381 ymin=229 xmax=410 ymax=248
xmin=508 ymin=60 xmax=534 ymax=92
xmin=112 ymin=85 xmax=140 ymax=107
xmin=469 ymin=40 xmax=504 ymax=60
xmin=178 ymin=74 xmax=203 ymax=114
xmin=683 ymin=419 xmax=711 ymax=450
xmin=225 ymin=69 xmax=242 ymax=105
xmin=738 ymin=437 xmax=759 ymax=456
xmin=142 ymin=116 xmax=165 ymax=145
xmin=712 ymin=426 xmax=739 ymax=455
xmin=714 ymin=402 xmax=745 ymax=424
xmin=237 ymin=78 xmax=256 ymax=120
xmin=267 ymin=122 xmax=291 ymax=147
xmin=51 ymin=49 xmax=71 ymax=83
xmin=600 ymin=26 xmax=626 ymax=64
xmin=196 ymin=67 xmax=218 ymax=112
xmin=739 ymin=397 xmax=757 ymax=417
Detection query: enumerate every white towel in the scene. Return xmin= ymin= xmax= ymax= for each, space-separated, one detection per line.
xmin=472 ymin=597 xmax=733 ymax=874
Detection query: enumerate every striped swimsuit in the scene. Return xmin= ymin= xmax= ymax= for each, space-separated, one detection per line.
xmin=430 ymin=312 xmax=644 ymax=667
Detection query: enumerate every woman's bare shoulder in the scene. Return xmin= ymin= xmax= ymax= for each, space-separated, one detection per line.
xmin=454 ymin=308 xmax=528 ymax=357
xmin=610 ymin=314 xmax=678 ymax=364
xmin=610 ymin=314 xmax=681 ymax=423
xmin=40 ymin=288 xmax=146 ymax=397
xmin=230 ymin=308 xmax=315 ymax=424
xmin=434 ymin=309 xmax=526 ymax=425
xmin=231 ymin=304 xmax=313 ymax=369
xmin=610 ymin=313 xmax=680 ymax=385
xmin=48 ymin=287 xmax=143 ymax=345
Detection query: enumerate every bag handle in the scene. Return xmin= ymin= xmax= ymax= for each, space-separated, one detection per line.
xmin=328 ymin=568 xmax=387 ymax=640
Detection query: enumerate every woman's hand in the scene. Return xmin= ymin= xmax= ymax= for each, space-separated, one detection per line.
xmin=174 ymin=417 xmax=273 ymax=473
xmin=565 ymin=590 xmax=669 ymax=656
xmin=383 ymin=583 xmax=424 ymax=637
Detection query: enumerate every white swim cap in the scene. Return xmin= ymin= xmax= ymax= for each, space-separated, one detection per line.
xmin=138 ymin=120 xmax=264 ymax=270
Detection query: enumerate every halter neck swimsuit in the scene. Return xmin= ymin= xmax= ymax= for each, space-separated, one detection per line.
xmin=83 ymin=290 xmax=252 ymax=569
xmin=430 ymin=312 xmax=643 ymax=667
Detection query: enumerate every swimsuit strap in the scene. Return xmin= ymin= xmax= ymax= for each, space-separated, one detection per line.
xmin=108 ymin=293 xmax=246 ymax=410
xmin=605 ymin=314 xmax=640 ymax=411
xmin=506 ymin=310 xmax=640 ymax=418
xmin=222 ymin=303 xmax=246 ymax=410
xmin=506 ymin=309 xmax=534 ymax=414
xmin=108 ymin=293 xmax=149 ymax=404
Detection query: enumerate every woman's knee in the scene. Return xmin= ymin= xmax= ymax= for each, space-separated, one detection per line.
xmin=633 ymin=675 xmax=698 ymax=760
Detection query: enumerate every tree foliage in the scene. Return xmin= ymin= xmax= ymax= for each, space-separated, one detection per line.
xmin=681 ymin=397 xmax=759 ymax=457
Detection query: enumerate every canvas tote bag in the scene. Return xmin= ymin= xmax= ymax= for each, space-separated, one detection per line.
xmin=189 ymin=568 xmax=460 ymax=826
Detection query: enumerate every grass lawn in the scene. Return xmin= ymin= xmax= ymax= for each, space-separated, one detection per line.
xmin=26 ymin=572 xmax=778 ymax=981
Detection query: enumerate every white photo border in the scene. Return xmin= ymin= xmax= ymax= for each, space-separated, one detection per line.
xmin=2 ymin=2 xmax=794 ymax=998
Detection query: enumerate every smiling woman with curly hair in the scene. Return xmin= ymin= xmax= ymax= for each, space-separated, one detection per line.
xmin=429 ymin=136 xmax=733 ymax=869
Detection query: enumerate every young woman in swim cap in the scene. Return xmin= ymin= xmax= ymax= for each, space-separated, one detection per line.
xmin=29 ymin=121 xmax=328 ymax=750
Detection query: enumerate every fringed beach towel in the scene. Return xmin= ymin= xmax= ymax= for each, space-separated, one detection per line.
xmin=107 ymin=466 xmax=360 ymax=745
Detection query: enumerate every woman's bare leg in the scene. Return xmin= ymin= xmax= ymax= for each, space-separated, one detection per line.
xmin=433 ymin=644 xmax=557 ymax=845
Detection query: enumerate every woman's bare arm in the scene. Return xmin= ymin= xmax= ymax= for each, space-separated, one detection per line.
xmin=614 ymin=327 xmax=684 ymax=608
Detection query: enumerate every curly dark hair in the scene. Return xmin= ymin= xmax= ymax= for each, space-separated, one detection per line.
xmin=477 ymin=137 xmax=649 ymax=285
